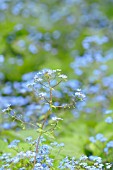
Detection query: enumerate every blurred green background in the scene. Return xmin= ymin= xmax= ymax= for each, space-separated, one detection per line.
xmin=0 ymin=0 xmax=113 ymax=164
xmin=0 ymin=0 xmax=113 ymax=81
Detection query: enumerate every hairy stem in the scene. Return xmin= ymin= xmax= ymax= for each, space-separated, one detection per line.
xmin=33 ymin=78 xmax=53 ymax=169
xmin=33 ymin=110 xmax=51 ymax=169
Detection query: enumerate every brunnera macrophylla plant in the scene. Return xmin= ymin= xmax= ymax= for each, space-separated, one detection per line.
xmin=0 ymin=136 xmax=112 ymax=170
xmin=0 ymin=136 xmax=65 ymax=170
xmin=0 ymin=69 xmax=112 ymax=170
xmin=26 ymin=69 xmax=85 ymax=168
xmin=1 ymin=69 xmax=85 ymax=170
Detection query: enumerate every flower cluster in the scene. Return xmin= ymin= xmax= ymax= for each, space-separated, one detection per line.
xmin=89 ymin=133 xmax=107 ymax=143
xmin=0 ymin=137 xmax=64 ymax=170
xmin=27 ymin=69 xmax=84 ymax=111
xmin=0 ymin=137 xmax=112 ymax=170
xmin=58 ymin=155 xmax=112 ymax=170
xmin=104 ymin=110 xmax=113 ymax=124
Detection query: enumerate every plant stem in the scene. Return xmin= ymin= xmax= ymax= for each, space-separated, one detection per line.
xmin=33 ymin=78 xmax=52 ymax=170
xmin=32 ymin=110 xmax=50 ymax=169
xmin=33 ymin=78 xmax=53 ymax=169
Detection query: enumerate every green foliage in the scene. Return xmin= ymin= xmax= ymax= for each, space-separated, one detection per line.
xmin=0 ymin=0 xmax=113 ymax=169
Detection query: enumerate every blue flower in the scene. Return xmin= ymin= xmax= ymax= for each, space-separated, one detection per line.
xmin=8 ymin=140 xmax=20 ymax=148
xmin=105 ymin=117 xmax=113 ymax=124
